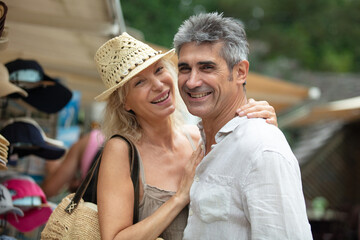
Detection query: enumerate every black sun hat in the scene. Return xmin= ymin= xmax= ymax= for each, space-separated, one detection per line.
xmin=0 ymin=118 xmax=66 ymax=160
xmin=5 ymin=59 xmax=72 ymax=114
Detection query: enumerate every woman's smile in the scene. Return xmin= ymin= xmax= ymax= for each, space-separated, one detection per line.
xmin=151 ymin=90 xmax=170 ymax=104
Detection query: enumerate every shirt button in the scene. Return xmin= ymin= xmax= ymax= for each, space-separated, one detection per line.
xmin=195 ymin=176 xmax=199 ymax=182
xmin=189 ymin=209 xmax=193 ymax=216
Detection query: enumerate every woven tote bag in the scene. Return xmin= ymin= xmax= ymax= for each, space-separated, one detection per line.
xmin=41 ymin=193 xmax=100 ymax=239
xmin=41 ymin=135 xmax=140 ymax=240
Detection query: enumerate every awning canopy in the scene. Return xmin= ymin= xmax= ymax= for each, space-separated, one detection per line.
xmin=246 ymin=73 xmax=309 ymax=112
xmin=280 ymin=96 xmax=360 ymax=127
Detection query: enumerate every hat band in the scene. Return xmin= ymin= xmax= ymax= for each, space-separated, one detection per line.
xmin=9 ymin=69 xmax=42 ymax=82
xmin=9 ymin=70 xmax=55 ymax=89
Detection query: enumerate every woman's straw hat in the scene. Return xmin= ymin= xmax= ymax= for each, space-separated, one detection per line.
xmin=94 ymin=32 xmax=174 ymax=101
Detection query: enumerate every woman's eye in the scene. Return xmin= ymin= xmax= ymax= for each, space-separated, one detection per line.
xmin=155 ymin=66 xmax=164 ymax=74
xmin=135 ymin=79 xmax=144 ymax=86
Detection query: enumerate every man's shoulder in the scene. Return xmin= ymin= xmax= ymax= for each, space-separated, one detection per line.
xmin=233 ymin=117 xmax=282 ymax=139
xmin=229 ymin=118 xmax=299 ymax=170
xmin=232 ymin=117 xmax=292 ymax=153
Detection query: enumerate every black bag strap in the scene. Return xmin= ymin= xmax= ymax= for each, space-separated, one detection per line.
xmin=65 ymin=134 xmax=140 ymax=224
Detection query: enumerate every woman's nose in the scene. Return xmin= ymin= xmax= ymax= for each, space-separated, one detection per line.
xmin=151 ymin=77 xmax=164 ymax=91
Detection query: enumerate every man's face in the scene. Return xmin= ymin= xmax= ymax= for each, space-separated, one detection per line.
xmin=177 ymin=42 xmax=241 ymax=120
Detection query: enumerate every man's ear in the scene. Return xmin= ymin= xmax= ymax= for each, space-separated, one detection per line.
xmin=233 ymin=60 xmax=249 ymax=85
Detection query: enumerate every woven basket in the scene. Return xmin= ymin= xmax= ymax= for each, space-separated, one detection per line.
xmin=41 ymin=193 xmax=100 ymax=240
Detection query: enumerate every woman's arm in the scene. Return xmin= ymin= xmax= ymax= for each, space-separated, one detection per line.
xmin=236 ymin=98 xmax=278 ymax=127
xmin=97 ymin=138 xmax=203 ymax=240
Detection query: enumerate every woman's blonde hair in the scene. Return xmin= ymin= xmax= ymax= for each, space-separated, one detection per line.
xmin=101 ymin=59 xmax=186 ymax=142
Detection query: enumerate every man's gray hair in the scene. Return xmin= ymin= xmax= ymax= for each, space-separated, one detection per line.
xmin=173 ymin=12 xmax=249 ymax=70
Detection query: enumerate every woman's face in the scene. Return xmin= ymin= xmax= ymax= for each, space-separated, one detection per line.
xmin=124 ymin=60 xmax=176 ymax=121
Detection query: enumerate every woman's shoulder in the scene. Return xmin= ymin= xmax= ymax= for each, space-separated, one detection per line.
xmin=103 ymin=135 xmax=131 ymax=156
xmin=99 ymin=136 xmax=133 ymax=174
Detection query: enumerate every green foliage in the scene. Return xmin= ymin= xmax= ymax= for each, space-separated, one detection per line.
xmin=121 ymin=0 xmax=217 ymax=48
xmin=218 ymin=0 xmax=360 ymax=72
xmin=120 ymin=0 xmax=359 ymax=72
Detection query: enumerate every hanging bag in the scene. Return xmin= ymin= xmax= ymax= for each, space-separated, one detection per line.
xmin=41 ymin=135 xmax=140 ymax=240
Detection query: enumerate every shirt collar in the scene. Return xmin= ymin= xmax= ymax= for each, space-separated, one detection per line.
xmin=197 ymin=116 xmax=247 ymax=145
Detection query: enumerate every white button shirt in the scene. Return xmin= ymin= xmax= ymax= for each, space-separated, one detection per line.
xmin=183 ymin=117 xmax=313 ymax=240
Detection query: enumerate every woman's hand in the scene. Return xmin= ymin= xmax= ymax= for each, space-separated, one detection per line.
xmin=236 ymin=98 xmax=278 ymax=127
xmin=175 ymin=144 xmax=204 ymax=204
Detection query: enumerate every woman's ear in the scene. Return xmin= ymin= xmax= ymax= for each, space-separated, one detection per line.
xmin=124 ymin=100 xmax=131 ymax=111
xmin=233 ymin=60 xmax=249 ymax=85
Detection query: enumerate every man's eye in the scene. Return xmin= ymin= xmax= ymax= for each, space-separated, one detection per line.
xmin=201 ymin=65 xmax=214 ymax=70
xmin=179 ymin=66 xmax=190 ymax=73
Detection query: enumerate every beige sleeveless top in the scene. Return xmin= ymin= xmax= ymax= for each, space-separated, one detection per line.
xmin=138 ymin=131 xmax=196 ymax=240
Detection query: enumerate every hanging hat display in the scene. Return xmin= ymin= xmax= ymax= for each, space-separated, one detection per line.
xmin=0 ymin=118 xmax=66 ymax=160
xmin=2 ymin=178 xmax=52 ymax=232
xmin=5 ymin=59 xmax=73 ymax=114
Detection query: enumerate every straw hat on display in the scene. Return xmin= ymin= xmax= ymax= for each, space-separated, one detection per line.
xmin=94 ymin=32 xmax=174 ymax=101
xmin=0 ymin=63 xmax=28 ymax=98
xmin=0 ymin=133 xmax=9 ymax=170
xmin=0 ymin=26 xmax=8 ymax=51
xmin=0 ymin=146 xmax=7 ymax=157
xmin=0 ymin=1 xmax=9 ymax=51
xmin=0 ymin=133 xmax=9 ymax=146
xmin=0 ymin=142 xmax=8 ymax=151
xmin=0 ymin=156 xmax=7 ymax=170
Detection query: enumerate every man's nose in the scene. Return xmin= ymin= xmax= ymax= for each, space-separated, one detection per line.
xmin=185 ymin=71 xmax=202 ymax=89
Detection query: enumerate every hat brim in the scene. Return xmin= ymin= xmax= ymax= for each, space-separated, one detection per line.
xmin=19 ymin=77 xmax=72 ymax=114
xmin=0 ymin=118 xmax=67 ymax=160
xmin=0 ymin=134 xmax=9 ymax=146
xmin=14 ymin=143 xmax=66 ymax=160
xmin=95 ymin=48 xmax=175 ymax=101
xmin=0 ymin=81 xmax=28 ymax=98
xmin=0 ymin=205 xmax=24 ymax=217
xmin=7 ymin=206 xmax=52 ymax=232
xmin=0 ymin=143 xmax=8 ymax=151
xmin=14 ymin=117 xmax=65 ymax=148
xmin=0 ymin=155 xmax=7 ymax=162
xmin=0 ymin=36 xmax=8 ymax=51
xmin=0 ymin=157 xmax=7 ymax=170
xmin=0 ymin=148 xmax=7 ymax=159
